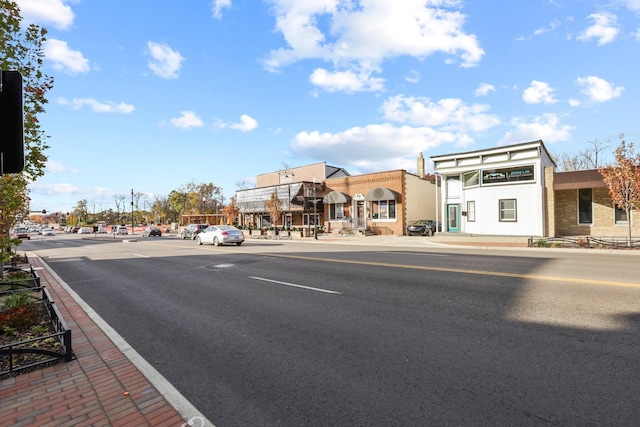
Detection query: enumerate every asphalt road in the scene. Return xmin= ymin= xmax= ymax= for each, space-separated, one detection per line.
xmin=21 ymin=235 xmax=640 ymax=426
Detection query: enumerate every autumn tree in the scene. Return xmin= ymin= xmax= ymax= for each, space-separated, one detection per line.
xmin=1 ymin=0 xmax=53 ymax=272
xmin=599 ymin=135 xmax=640 ymax=245
xmin=222 ymin=196 xmax=239 ymax=225
xmin=265 ymin=191 xmax=283 ymax=232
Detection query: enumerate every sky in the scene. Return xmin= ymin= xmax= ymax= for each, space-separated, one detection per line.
xmin=15 ymin=0 xmax=640 ymax=213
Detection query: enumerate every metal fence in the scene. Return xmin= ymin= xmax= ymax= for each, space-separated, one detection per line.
xmin=1 ymin=275 xmax=74 ymax=378
xmin=528 ymin=236 xmax=640 ymax=249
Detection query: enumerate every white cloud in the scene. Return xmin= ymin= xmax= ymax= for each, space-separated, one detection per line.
xmin=475 ymin=83 xmax=495 ymax=97
xmin=213 ymin=0 xmax=232 ymax=19
xmin=499 ymin=113 xmax=573 ymax=145
xmin=264 ymin=0 xmax=484 ymax=93
xmin=616 ymin=0 xmax=640 ymax=13
xmin=576 ymin=76 xmax=623 ymax=102
xmin=15 ymin=0 xmax=74 ymax=30
xmin=309 ymin=68 xmax=385 ymax=93
xmin=169 ymin=111 xmax=204 ymax=129
xmin=230 ymin=114 xmax=258 ymax=132
xmin=291 ymin=123 xmax=460 ymax=173
xmin=57 ymin=97 xmax=135 ymax=114
xmin=404 ymin=70 xmax=420 ymax=84
xmin=533 ymin=20 xmax=560 ymax=36
xmin=382 ymin=95 xmax=500 ymax=133
xmin=147 ymin=42 xmax=185 ymax=79
xmin=29 ymin=182 xmax=80 ymax=195
xmin=45 ymin=160 xmax=79 ymax=173
xmin=577 ymin=12 xmax=619 ymax=46
xmin=522 ymin=80 xmax=557 ymax=104
xmin=44 ymin=39 xmax=90 ymax=75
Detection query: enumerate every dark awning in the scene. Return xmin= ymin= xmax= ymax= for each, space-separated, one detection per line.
xmin=365 ymin=187 xmax=397 ymax=201
xmin=323 ymin=191 xmax=351 ymax=204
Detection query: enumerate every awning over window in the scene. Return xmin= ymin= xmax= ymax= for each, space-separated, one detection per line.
xmin=365 ymin=187 xmax=397 ymax=201
xmin=323 ymin=191 xmax=350 ymax=204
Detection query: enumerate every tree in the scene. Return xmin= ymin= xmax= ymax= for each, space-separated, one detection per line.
xmin=265 ymin=191 xmax=283 ymax=231
xmin=222 ymin=196 xmax=239 ymax=225
xmin=599 ymin=135 xmax=640 ymax=245
xmin=1 ymin=1 xmax=53 ymax=274
xmin=554 ymin=139 xmax=611 ymax=171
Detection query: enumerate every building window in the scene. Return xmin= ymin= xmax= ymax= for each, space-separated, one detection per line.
xmin=463 ymin=170 xmax=479 ymax=188
xmin=615 ymin=206 xmax=629 ymax=224
xmin=467 ymin=201 xmax=476 ymax=222
xmin=578 ymin=189 xmax=593 ymax=224
xmin=329 ymin=203 xmax=344 ymax=220
xmin=371 ymin=200 xmax=396 ymax=220
xmin=304 ymin=214 xmax=319 ymax=226
xmin=499 ymin=199 xmax=517 ymax=222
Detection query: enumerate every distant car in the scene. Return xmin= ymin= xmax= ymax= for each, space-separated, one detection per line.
xmin=12 ymin=227 xmax=31 ymax=240
xmin=181 ymin=224 xmax=208 ymax=240
xmin=142 ymin=226 xmax=162 ymax=237
xmin=41 ymin=229 xmax=55 ymax=236
xmin=71 ymin=226 xmax=80 ymax=233
xmin=78 ymin=227 xmax=92 ymax=234
xmin=196 ymin=225 xmax=244 ymax=246
xmin=97 ymin=226 xmax=108 ymax=234
xmin=406 ymin=219 xmax=441 ymax=236
xmin=115 ymin=226 xmax=128 ymax=235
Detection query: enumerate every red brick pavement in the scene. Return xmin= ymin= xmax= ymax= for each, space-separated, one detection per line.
xmin=0 ymin=256 xmax=191 ymax=427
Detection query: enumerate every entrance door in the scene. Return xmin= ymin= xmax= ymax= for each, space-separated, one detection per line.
xmin=447 ymin=204 xmax=460 ymax=232
xmin=356 ymin=201 xmax=365 ymax=229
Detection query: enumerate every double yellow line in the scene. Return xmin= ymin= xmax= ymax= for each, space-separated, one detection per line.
xmin=260 ymin=253 xmax=640 ymax=289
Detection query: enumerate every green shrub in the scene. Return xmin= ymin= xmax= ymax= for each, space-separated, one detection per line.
xmin=3 ymin=292 xmax=35 ymax=310
xmin=533 ymin=238 xmax=551 ymax=247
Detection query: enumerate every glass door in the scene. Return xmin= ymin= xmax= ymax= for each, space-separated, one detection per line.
xmin=447 ymin=204 xmax=460 ymax=232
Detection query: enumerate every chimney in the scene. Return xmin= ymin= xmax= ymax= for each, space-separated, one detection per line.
xmin=417 ymin=152 xmax=425 ymax=178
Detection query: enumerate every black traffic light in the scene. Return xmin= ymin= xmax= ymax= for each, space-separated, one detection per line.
xmin=0 ymin=70 xmax=24 ymax=174
xmin=42 ymin=210 xmax=47 ymax=214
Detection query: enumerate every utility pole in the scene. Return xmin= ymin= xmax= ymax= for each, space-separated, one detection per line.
xmin=313 ymin=177 xmax=318 ymax=240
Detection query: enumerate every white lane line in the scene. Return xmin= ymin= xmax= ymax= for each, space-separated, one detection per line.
xmin=133 ymin=253 xmax=150 ymax=258
xmin=249 ymin=276 xmax=341 ymax=294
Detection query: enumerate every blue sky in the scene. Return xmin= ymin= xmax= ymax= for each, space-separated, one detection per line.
xmin=18 ymin=0 xmax=640 ymax=213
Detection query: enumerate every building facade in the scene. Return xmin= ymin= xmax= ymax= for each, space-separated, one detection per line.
xmin=323 ymin=169 xmax=437 ymax=236
xmin=431 ymin=140 xmax=556 ymax=236
xmin=552 ymin=169 xmax=638 ymax=237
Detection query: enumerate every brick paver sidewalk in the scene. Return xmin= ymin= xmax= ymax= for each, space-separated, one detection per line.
xmin=0 ymin=256 xmax=191 ymax=427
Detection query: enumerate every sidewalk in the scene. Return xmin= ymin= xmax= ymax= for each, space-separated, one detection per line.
xmin=0 ymin=256 xmax=210 ymax=427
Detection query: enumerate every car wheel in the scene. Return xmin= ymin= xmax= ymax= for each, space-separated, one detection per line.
xmin=236 ymin=242 xmax=243 ymax=246
xmin=181 ymin=234 xmax=186 ymax=240
xmin=427 ymin=228 xmax=433 ymax=237
xmin=197 ymin=236 xmax=203 ymax=245
xmin=213 ymin=237 xmax=220 ymax=246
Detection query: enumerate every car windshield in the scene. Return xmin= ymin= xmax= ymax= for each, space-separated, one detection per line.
xmin=411 ymin=220 xmax=428 ymax=225
xmin=217 ymin=225 xmax=236 ymax=231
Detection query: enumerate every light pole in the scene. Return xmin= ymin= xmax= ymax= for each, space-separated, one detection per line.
xmin=202 ymin=197 xmax=206 ymax=223
xmin=131 ymin=188 xmax=134 ymax=235
xmin=313 ymin=177 xmax=318 ymax=240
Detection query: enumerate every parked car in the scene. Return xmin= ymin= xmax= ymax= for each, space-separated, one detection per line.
xmin=78 ymin=227 xmax=92 ymax=234
xmin=406 ymin=219 xmax=441 ymax=236
xmin=41 ymin=229 xmax=55 ymax=236
xmin=12 ymin=227 xmax=31 ymax=240
xmin=115 ymin=226 xmax=128 ymax=235
xmin=181 ymin=224 xmax=208 ymax=240
xmin=97 ymin=226 xmax=108 ymax=234
xmin=142 ymin=226 xmax=162 ymax=237
xmin=196 ymin=225 xmax=245 ymax=246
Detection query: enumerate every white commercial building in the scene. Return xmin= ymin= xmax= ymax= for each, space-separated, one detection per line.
xmin=431 ymin=140 xmax=556 ymax=236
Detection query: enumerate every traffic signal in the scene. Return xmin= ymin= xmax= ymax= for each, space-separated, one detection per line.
xmin=0 ymin=71 xmax=24 ymax=174
xmin=42 ymin=210 xmax=47 ymax=214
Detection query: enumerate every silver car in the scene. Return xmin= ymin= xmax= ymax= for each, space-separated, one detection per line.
xmin=196 ymin=225 xmax=245 ymax=246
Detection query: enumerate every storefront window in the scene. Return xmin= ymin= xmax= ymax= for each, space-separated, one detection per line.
xmin=329 ymin=203 xmax=344 ymax=220
xmin=466 ymin=201 xmax=476 ymax=222
xmin=615 ymin=206 xmax=628 ymax=224
xmin=371 ymin=200 xmax=396 ymax=220
xmin=578 ymin=189 xmax=593 ymax=224
xmin=499 ymin=199 xmax=517 ymax=222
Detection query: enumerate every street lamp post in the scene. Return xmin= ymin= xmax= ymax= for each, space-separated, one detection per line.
xmin=313 ymin=177 xmax=318 ymax=240
xmin=131 ymin=188 xmax=134 ymax=235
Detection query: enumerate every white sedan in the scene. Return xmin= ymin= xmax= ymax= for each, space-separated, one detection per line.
xmin=196 ymin=225 xmax=245 ymax=246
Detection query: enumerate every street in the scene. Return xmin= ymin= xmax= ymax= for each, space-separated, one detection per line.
xmin=20 ymin=235 xmax=640 ymax=426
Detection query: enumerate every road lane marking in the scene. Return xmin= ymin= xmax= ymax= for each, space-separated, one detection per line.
xmin=133 ymin=253 xmax=150 ymax=258
xmin=249 ymin=276 xmax=341 ymax=294
xmin=258 ymin=253 xmax=640 ymax=289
